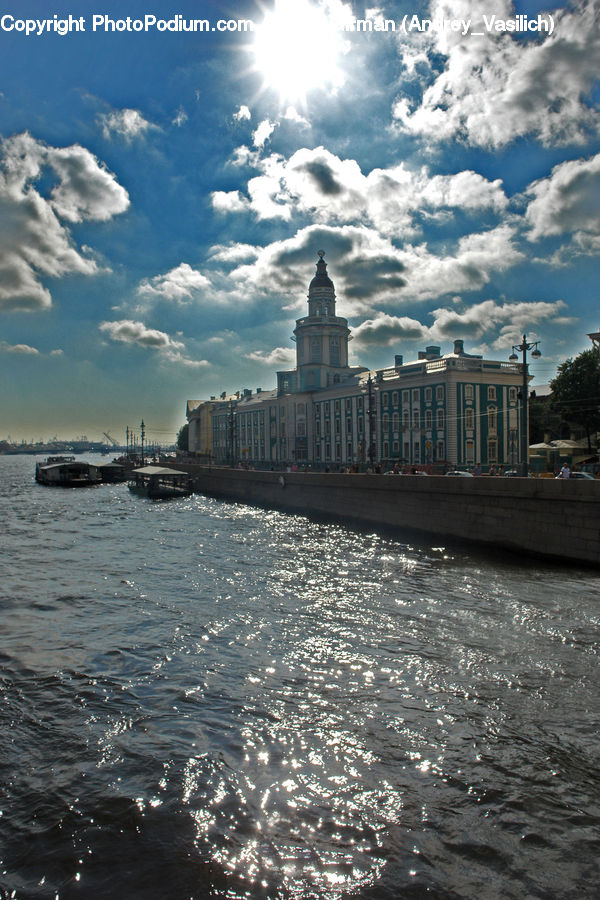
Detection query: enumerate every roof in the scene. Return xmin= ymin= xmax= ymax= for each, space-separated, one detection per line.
xmin=133 ymin=465 xmax=187 ymax=476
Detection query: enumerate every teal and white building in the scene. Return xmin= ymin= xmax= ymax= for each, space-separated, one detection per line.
xmin=187 ymin=254 xmax=525 ymax=470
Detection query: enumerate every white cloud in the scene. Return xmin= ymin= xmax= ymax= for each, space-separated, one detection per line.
xmin=99 ymin=108 xmax=158 ymax=142
xmin=393 ymin=0 xmax=600 ymax=148
xmin=352 ymin=298 xmax=570 ymax=351
xmin=211 ymin=190 xmax=250 ymax=214
xmin=215 ymin=145 xmax=507 ymax=237
xmin=353 ymin=313 xmax=429 ymax=347
xmin=0 ymin=340 xmax=39 ymax=355
xmin=233 ymin=104 xmax=251 ymax=121
xmin=245 ymin=347 xmax=296 ymax=365
xmin=172 ymin=108 xmax=188 ymax=127
xmin=252 ymin=118 xmax=276 ymax=148
xmin=99 ymin=318 xmax=209 ymax=367
xmin=0 ymin=132 xmax=129 ymax=312
xmin=137 ymin=263 xmax=211 ymax=302
xmin=525 ymin=152 xmax=600 ymax=241
xmin=221 ymin=222 xmax=524 ymax=316
xmin=47 ymin=145 xmax=130 ymax=222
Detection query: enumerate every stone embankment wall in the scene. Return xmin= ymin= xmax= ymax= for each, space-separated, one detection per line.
xmin=175 ymin=464 xmax=600 ymax=567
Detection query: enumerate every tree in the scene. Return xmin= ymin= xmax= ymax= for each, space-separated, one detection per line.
xmin=550 ymin=349 xmax=600 ymax=451
xmin=176 ymin=423 xmax=189 ymax=453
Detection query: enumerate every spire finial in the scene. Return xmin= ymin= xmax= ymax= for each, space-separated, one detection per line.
xmin=317 ymin=249 xmax=325 ymax=259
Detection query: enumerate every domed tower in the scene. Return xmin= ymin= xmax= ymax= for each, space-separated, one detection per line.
xmin=293 ymin=251 xmax=351 ymax=390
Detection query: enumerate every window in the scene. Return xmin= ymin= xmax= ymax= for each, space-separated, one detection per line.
xmin=465 ymin=408 xmax=474 ymax=429
xmin=509 ymin=387 xmax=517 ymax=403
xmin=346 ymin=398 xmax=352 ymax=412
xmin=336 ymin=444 xmax=341 ymax=460
xmin=325 ymin=443 xmax=331 ymax=459
xmin=358 ymin=417 xmax=363 ymax=434
xmin=404 ymin=441 xmax=410 ymax=459
xmin=392 ymin=412 xmax=399 ymax=431
xmin=414 ymin=441 xmax=420 ymax=461
xmin=403 ymin=410 xmax=409 ymax=428
xmin=437 ymin=440 xmax=445 ymax=460
xmin=413 ymin=410 xmax=420 ymax=429
xmin=335 ymin=400 xmax=340 ymax=414
xmin=382 ymin=392 xmax=389 ymax=406
xmin=488 ymin=386 xmax=496 ymax=401
xmin=357 ymin=397 xmax=363 ymax=411
xmin=488 ymin=407 xmax=497 ymax=432
xmin=346 ymin=418 xmax=352 ymax=434
xmin=437 ymin=409 xmax=444 ymax=430
xmin=383 ymin=441 xmax=389 ymax=458
xmin=465 ymin=384 xmax=473 ymax=401
xmin=335 ymin=419 xmax=340 ymax=435
xmin=412 ymin=389 xmax=419 ymax=402
xmin=488 ymin=439 xmax=497 ymax=462
xmin=314 ymin=403 xmax=320 ymax=418
xmin=393 ymin=440 xmax=399 ymax=454
xmin=329 ymin=336 xmax=340 ymax=365
xmin=436 ymin=386 xmax=444 ymax=401
xmin=382 ymin=413 xmax=389 ymax=431
xmin=316 ymin=421 xmax=321 ymax=436
xmin=425 ymin=387 xmax=432 ymax=402
xmin=325 ymin=419 xmax=331 ymax=435
xmin=402 ymin=390 xmax=409 ymax=403
xmin=425 ymin=410 xmax=432 ymax=429
xmin=347 ymin=442 xmax=352 ymax=458
xmin=296 ymin=402 xmax=305 ymax=415
xmin=297 ymin=422 xmax=305 ymax=436
xmin=392 ymin=391 xmax=399 ymax=406
xmin=466 ymin=439 xmax=475 ymax=463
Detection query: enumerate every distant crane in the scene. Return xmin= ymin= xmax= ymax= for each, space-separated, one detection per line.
xmin=103 ymin=432 xmax=118 ymax=446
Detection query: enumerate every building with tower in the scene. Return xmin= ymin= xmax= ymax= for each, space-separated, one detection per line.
xmin=187 ymin=253 xmax=527 ymax=471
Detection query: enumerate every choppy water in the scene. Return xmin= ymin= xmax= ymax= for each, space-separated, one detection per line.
xmin=1 ymin=454 xmax=599 ymax=899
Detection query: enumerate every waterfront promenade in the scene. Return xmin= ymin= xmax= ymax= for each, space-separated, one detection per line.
xmin=176 ymin=464 xmax=600 ymax=567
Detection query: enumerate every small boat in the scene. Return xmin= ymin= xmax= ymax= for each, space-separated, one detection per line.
xmin=128 ymin=465 xmax=192 ymax=499
xmin=35 ymin=456 xmax=101 ymax=487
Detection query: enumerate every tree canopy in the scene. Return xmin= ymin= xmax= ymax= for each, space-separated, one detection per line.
xmin=176 ymin=423 xmax=189 ymax=452
xmin=550 ymin=349 xmax=600 ymax=450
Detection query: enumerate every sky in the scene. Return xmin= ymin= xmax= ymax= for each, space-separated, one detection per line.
xmin=0 ymin=0 xmax=598 ymax=443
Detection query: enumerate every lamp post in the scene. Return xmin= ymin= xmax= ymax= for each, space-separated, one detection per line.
xmin=367 ymin=374 xmax=376 ymax=470
xmin=228 ymin=400 xmax=236 ymax=467
xmin=509 ymin=335 xmax=541 ymax=476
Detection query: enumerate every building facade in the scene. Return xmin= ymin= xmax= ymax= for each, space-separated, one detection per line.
xmin=187 ymin=254 xmax=525 ymax=470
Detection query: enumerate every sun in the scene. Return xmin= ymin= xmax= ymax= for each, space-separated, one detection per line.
xmin=251 ymin=0 xmax=347 ymax=105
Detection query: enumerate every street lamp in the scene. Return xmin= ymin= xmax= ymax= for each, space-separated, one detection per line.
xmin=366 ymin=374 xmax=376 ymax=470
xmin=509 ymin=334 xmax=541 ymax=476
xmin=228 ymin=400 xmax=236 ymax=467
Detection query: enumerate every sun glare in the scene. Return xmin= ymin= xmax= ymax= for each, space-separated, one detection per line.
xmin=252 ymin=0 xmax=347 ymax=104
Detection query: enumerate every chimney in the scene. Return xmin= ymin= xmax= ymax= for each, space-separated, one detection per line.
xmin=453 ymin=339 xmax=464 ymax=355
xmin=395 ymin=354 xmax=403 ymax=368
xmin=418 ymin=351 xmax=426 ymax=360
xmin=425 ymin=345 xmax=441 ymax=359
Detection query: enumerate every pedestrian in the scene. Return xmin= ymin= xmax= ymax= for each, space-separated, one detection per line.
xmin=558 ymin=463 xmax=571 ymax=478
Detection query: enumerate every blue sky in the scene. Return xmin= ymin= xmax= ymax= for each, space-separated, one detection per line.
xmin=0 ymin=0 xmax=598 ymax=443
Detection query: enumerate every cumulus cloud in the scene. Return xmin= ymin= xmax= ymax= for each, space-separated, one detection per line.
xmin=233 ymin=105 xmax=251 ymax=121
xmin=0 ymin=340 xmax=39 ymax=355
xmin=352 ymin=299 xmax=569 ymax=352
xmin=393 ymin=0 xmax=600 ymax=148
xmin=137 ymin=263 xmax=211 ymax=302
xmin=219 ymin=222 xmax=522 ymax=316
xmin=99 ymin=318 xmax=208 ymax=367
xmin=353 ymin=313 xmax=429 ymax=347
xmin=99 ymin=108 xmax=158 ymax=141
xmin=214 ymin=145 xmax=507 ymax=237
xmin=0 ymin=132 xmax=129 ymax=312
xmin=172 ymin=108 xmax=188 ymax=127
xmin=525 ymin=152 xmax=600 ymax=241
xmin=245 ymin=347 xmax=296 ymax=365
xmin=253 ymin=118 xmax=276 ymax=148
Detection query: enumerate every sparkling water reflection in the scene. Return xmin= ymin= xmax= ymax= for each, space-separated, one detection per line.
xmin=0 ymin=455 xmax=599 ymax=898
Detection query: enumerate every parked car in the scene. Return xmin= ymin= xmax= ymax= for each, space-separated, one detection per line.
xmin=445 ymin=470 xmax=474 ymax=477
xmin=565 ymin=471 xmax=597 ymax=480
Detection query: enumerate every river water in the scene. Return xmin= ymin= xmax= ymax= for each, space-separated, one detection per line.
xmin=1 ymin=454 xmax=599 ymax=899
